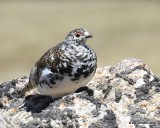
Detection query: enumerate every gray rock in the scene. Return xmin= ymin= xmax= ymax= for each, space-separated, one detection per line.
xmin=0 ymin=58 xmax=160 ymax=128
xmin=0 ymin=110 xmax=20 ymax=128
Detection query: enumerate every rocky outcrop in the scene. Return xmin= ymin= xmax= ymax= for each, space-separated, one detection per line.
xmin=0 ymin=58 xmax=160 ymax=128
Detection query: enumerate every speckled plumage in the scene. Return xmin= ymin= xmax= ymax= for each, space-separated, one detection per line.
xmin=22 ymin=28 xmax=97 ymax=97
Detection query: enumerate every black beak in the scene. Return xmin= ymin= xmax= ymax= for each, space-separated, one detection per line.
xmin=85 ymin=35 xmax=93 ymax=38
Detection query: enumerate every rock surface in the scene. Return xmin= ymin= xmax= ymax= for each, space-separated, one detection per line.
xmin=0 ymin=58 xmax=160 ymax=128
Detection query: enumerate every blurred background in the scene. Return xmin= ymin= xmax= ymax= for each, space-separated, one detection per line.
xmin=0 ymin=0 xmax=160 ymax=83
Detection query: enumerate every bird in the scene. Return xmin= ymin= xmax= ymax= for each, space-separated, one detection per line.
xmin=21 ymin=28 xmax=97 ymax=98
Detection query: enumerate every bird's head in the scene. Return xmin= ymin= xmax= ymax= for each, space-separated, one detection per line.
xmin=65 ymin=28 xmax=93 ymax=44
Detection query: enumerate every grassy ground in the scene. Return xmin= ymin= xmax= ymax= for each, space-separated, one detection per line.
xmin=0 ymin=0 xmax=160 ymax=83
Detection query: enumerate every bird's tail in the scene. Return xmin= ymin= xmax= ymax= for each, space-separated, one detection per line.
xmin=21 ymin=66 xmax=37 ymax=96
xmin=21 ymin=80 xmax=36 ymax=96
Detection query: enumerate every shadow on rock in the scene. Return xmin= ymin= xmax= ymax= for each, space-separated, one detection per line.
xmin=22 ymin=94 xmax=54 ymax=113
xmin=21 ymin=86 xmax=93 ymax=113
xmin=75 ymin=86 xmax=94 ymax=96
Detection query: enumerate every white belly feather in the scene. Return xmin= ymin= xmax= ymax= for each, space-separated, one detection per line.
xmin=37 ymin=68 xmax=95 ymax=97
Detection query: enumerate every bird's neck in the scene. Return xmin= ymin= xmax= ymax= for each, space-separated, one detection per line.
xmin=65 ymin=39 xmax=86 ymax=46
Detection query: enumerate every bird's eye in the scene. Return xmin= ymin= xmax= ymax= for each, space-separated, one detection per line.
xmin=74 ymin=32 xmax=81 ymax=37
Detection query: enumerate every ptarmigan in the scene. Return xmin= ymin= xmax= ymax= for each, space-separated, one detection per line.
xmin=22 ymin=28 xmax=97 ymax=98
